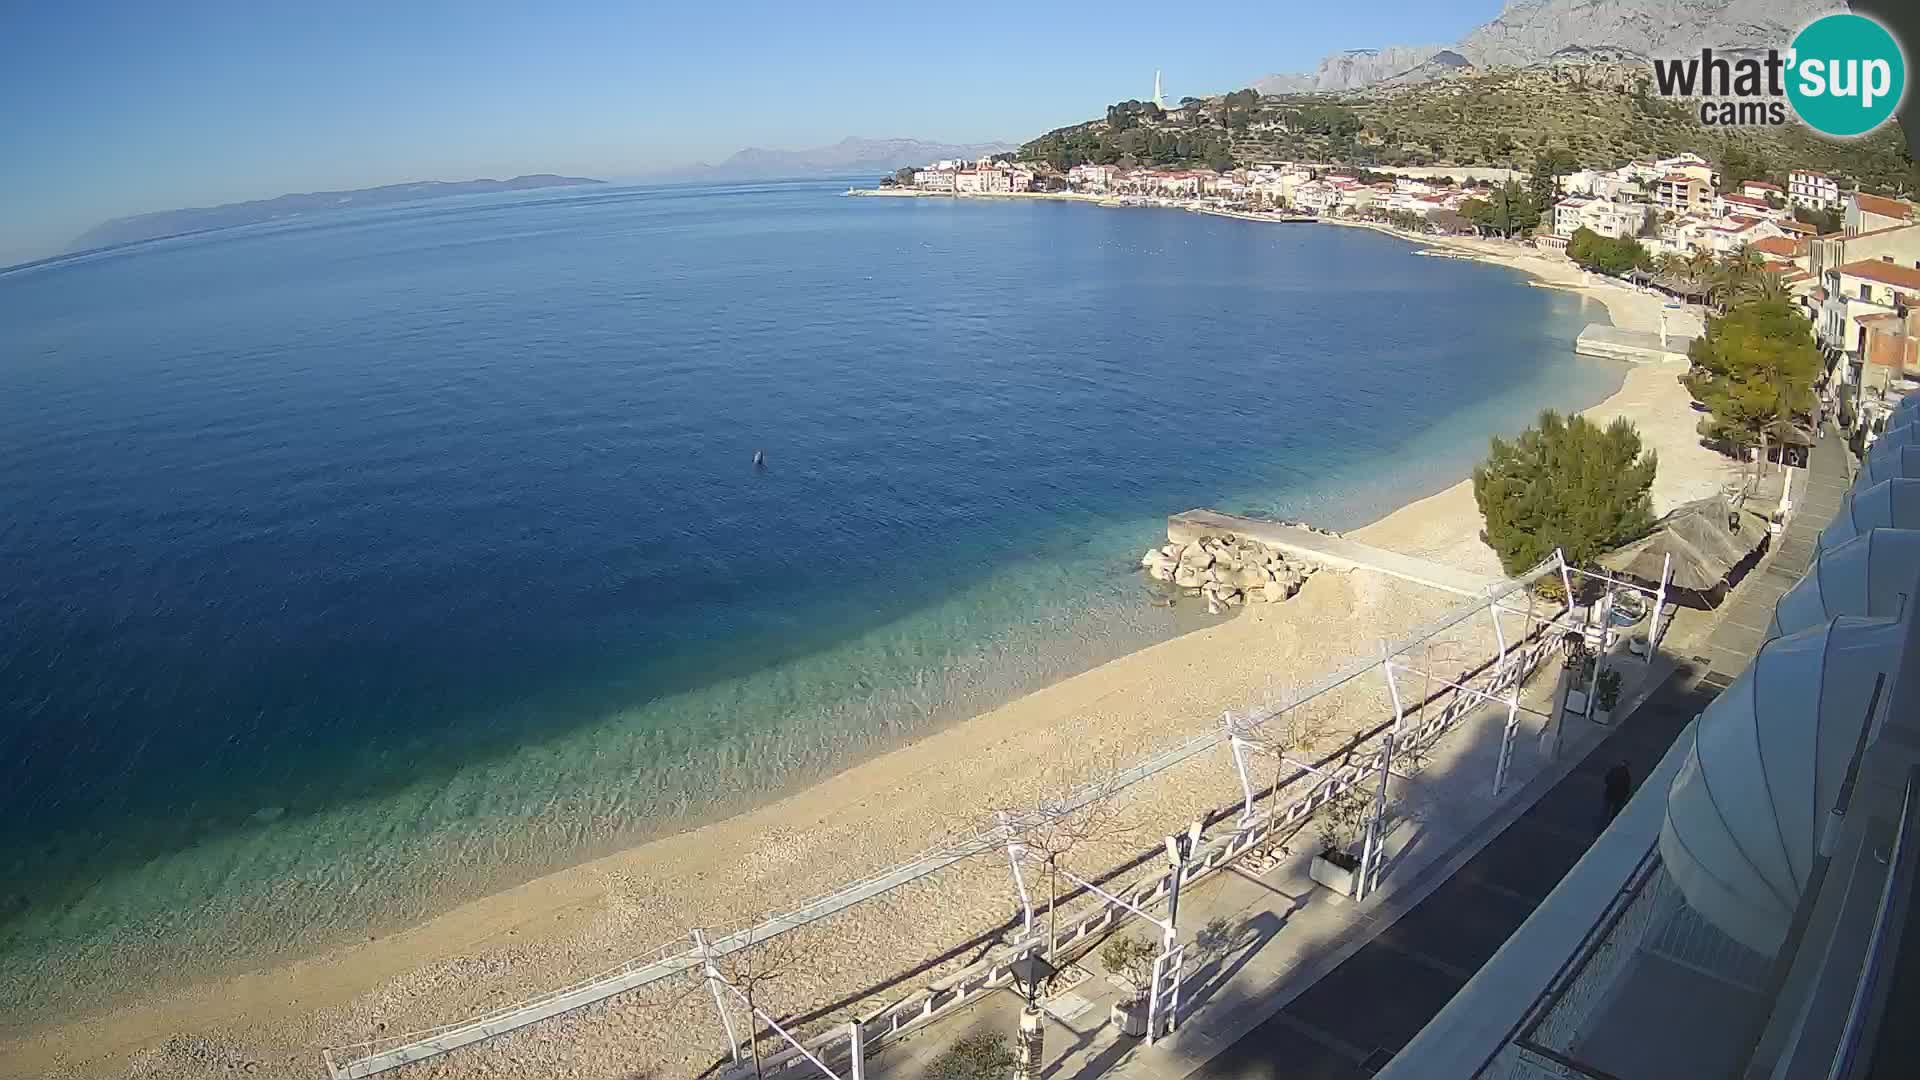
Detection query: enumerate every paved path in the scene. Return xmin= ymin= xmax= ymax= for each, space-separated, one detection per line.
xmin=860 ymin=653 xmax=1667 ymax=1080
xmin=1187 ymin=667 xmax=1712 ymax=1079
xmin=1696 ymin=426 xmax=1852 ymax=687
xmin=1166 ymin=511 xmax=1500 ymax=599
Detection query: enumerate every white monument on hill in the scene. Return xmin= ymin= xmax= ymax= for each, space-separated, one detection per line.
xmin=1153 ymin=70 xmax=1166 ymax=109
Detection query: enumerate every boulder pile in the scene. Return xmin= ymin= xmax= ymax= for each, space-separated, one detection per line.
xmin=1140 ymin=534 xmax=1316 ymax=614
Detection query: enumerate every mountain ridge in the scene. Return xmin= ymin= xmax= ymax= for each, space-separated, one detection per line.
xmin=1250 ymin=0 xmax=1833 ymax=94
xmin=650 ymin=137 xmax=1016 ymax=181
xmin=72 ymin=174 xmax=603 ymax=251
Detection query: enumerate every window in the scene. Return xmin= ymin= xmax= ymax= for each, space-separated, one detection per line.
xmin=1863 ymin=283 xmax=1872 ymax=301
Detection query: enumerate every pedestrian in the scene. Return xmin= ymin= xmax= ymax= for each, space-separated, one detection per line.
xmin=1603 ymin=760 xmax=1632 ymax=826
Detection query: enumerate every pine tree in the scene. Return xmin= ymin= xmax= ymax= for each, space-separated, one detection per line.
xmin=1473 ymin=410 xmax=1659 ymax=576
xmin=1682 ymin=299 xmax=1820 ymax=480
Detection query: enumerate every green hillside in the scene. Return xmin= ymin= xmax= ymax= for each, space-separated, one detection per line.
xmin=1019 ymin=64 xmax=1918 ymax=196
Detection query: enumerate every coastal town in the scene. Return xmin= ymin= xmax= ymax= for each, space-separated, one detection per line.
xmin=877 ymin=148 xmax=1920 ymax=446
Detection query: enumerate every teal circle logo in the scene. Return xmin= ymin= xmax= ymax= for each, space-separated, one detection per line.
xmin=1786 ymin=13 xmax=1906 ymax=138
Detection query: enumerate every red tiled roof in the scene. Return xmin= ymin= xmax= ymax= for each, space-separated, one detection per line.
xmin=1723 ymin=193 xmax=1771 ymax=209
xmin=1835 ymin=259 xmax=1920 ymax=291
xmin=1744 ymin=181 xmax=1784 ymax=192
xmin=1849 ymin=221 xmax=1920 ymax=241
xmin=1811 ymin=287 xmax=1828 ymax=301
xmin=1779 ymin=220 xmax=1819 ymax=235
xmin=1752 ymin=236 xmax=1804 ymax=257
xmin=1856 ymin=193 xmax=1918 ymax=220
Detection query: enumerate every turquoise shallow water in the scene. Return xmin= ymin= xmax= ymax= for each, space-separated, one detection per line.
xmin=0 ymin=181 xmax=1623 ymax=1018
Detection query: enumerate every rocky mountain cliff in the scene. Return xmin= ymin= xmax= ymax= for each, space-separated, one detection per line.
xmin=1458 ymin=0 xmax=1828 ymax=66
xmin=1250 ymin=0 xmax=1832 ymax=93
xmin=1253 ymin=45 xmax=1449 ymax=94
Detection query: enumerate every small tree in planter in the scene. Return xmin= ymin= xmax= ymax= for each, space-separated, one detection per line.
xmin=1594 ymin=667 xmax=1622 ymax=722
xmin=1100 ymin=933 xmax=1162 ymax=1036
xmin=1309 ymin=784 xmax=1375 ymax=896
xmin=1014 ymin=763 xmax=1136 ymax=961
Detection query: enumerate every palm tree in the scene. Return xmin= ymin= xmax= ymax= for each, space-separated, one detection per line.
xmin=1746 ymin=271 xmax=1792 ymax=304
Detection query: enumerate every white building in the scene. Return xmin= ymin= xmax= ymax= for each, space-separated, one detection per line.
xmin=912 ymin=169 xmax=956 ymax=192
xmin=1790 ymin=169 xmax=1843 ymax=210
xmin=1292 ymin=180 xmax=1338 ymax=213
xmin=1848 ymin=192 xmax=1919 ymax=235
xmin=1717 ymin=192 xmax=1791 ymax=221
xmin=1655 ymin=153 xmax=1716 ymax=185
xmin=1821 ymin=256 xmax=1920 ymax=363
xmin=1551 ymin=196 xmax=1650 ymax=240
xmin=1067 ymin=164 xmax=1117 ymax=192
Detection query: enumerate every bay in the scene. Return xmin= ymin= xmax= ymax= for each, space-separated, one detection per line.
xmin=0 ymin=179 xmax=1620 ymax=1016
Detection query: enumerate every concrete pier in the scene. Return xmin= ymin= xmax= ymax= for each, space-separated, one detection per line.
xmin=1575 ymin=324 xmax=1695 ymax=365
xmin=1167 ymin=509 xmax=1502 ymax=597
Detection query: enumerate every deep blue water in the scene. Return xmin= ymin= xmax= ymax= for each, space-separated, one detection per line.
xmin=0 ymin=180 xmax=1621 ymax=1017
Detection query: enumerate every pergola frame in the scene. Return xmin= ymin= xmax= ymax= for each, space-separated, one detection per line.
xmin=700 ymin=944 xmax=866 ymax=1080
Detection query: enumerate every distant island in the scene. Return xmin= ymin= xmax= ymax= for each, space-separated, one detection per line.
xmin=71 ymin=174 xmax=604 ymax=251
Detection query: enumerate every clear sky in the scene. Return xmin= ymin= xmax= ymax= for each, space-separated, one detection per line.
xmin=0 ymin=0 xmax=1502 ymax=263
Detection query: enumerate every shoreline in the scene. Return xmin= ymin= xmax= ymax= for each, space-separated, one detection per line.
xmin=1 ymin=207 xmax=1734 ymax=1080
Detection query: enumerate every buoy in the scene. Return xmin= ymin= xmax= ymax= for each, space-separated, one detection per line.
xmin=753 ymin=450 xmax=767 ymax=470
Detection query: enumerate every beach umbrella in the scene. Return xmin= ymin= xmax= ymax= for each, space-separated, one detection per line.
xmin=1661 ymin=614 xmax=1906 ymax=956
xmin=1856 ymin=444 xmax=1920 ymax=491
xmin=1768 ymin=528 xmax=1920 ymax=640
xmin=1820 ymin=479 xmax=1920 ymax=553
xmin=1602 ymin=495 xmax=1769 ymax=598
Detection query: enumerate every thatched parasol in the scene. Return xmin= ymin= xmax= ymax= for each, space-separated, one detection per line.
xmin=1602 ymin=495 xmax=1771 ymax=595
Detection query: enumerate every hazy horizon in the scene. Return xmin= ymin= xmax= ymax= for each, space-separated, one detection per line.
xmin=0 ymin=0 xmax=1500 ymax=265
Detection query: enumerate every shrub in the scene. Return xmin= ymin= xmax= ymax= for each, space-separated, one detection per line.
xmin=926 ymin=1033 xmax=1017 ymax=1080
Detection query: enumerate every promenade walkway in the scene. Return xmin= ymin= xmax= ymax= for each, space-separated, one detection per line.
xmin=1695 ymin=425 xmax=1852 ymax=687
xmin=1166 ymin=511 xmax=1500 ymax=599
xmin=861 ymin=647 xmax=1678 ymax=1080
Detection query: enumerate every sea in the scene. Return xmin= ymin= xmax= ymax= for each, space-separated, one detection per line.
xmin=0 ymin=179 xmax=1624 ymax=1020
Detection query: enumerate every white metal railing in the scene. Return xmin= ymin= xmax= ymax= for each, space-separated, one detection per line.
xmin=718 ymin=624 xmax=1555 ymax=1080
xmin=323 ymin=554 xmax=1568 ymax=1079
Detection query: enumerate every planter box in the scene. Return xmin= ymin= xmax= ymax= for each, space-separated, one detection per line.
xmin=1110 ymin=996 xmax=1149 ymax=1037
xmin=1565 ymin=688 xmax=1589 ymax=716
xmin=1310 ymin=850 xmax=1359 ymax=897
xmin=1594 ymin=707 xmax=1613 ymax=725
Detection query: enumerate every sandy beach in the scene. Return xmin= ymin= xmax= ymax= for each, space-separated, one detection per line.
xmin=1 ymin=225 xmax=1737 ymax=1080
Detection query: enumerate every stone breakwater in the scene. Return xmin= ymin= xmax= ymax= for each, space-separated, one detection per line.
xmin=1139 ymin=532 xmax=1318 ymax=613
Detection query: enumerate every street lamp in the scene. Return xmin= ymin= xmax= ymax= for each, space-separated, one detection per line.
xmin=1008 ymin=952 xmax=1058 ymax=1080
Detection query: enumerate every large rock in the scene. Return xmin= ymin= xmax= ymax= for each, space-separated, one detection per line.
xmin=1178 ymin=544 xmax=1214 ymax=571
xmin=1262 ymin=581 xmax=1294 ymax=604
xmin=1174 ymin=566 xmax=1203 ymax=589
